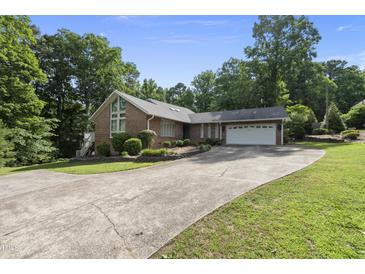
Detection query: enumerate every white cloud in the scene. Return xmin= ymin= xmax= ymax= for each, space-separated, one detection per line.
xmin=337 ymin=24 xmax=353 ymax=31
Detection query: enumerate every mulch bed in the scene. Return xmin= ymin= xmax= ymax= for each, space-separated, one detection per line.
xmin=72 ymin=146 xmax=203 ymax=163
xmin=304 ymin=134 xmax=344 ymax=143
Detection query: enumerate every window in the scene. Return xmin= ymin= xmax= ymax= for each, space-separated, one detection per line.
xmin=161 ymin=119 xmax=175 ymax=137
xmin=208 ymin=124 xmax=211 ymax=138
xmin=110 ymin=96 xmax=126 ymax=136
xmin=200 ymin=124 xmax=204 ymax=138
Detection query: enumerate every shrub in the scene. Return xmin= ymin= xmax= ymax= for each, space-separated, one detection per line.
xmin=204 ymin=138 xmax=221 ymax=146
xmin=162 ymin=141 xmax=171 ymax=148
xmin=176 ymin=140 xmax=184 ymax=147
xmin=342 ymin=104 xmax=365 ymax=129
xmin=199 ymin=144 xmax=211 ymax=152
xmin=324 ymin=103 xmax=346 ymax=133
xmin=312 ymin=128 xmax=329 ymax=135
xmin=123 ymin=138 xmax=142 ymax=156
xmin=141 ymin=148 xmax=173 ymax=156
xmin=341 ymin=129 xmax=360 ymax=140
xmin=137 ymin=129 xmax=157 ymax=149
xmin=96 ymin=142 xmax=111 ymax=156
xmin=112 ymin=132 xmax=131 ymax=153
xmin=183 ymin=139 xmax=191 ymax=146
xmin=121 ymin=151 xmax=129 ymax=157
xmin=170 ymin=140 xmax=177 ymax=147
xmin=286 ymin=104 xmax=318 ymax=139
xmin=0 ymin=120 xmax=15 ymax=167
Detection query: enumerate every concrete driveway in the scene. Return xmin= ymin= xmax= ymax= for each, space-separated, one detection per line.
xmin=0 ymin=145 xmax=324 ymax=259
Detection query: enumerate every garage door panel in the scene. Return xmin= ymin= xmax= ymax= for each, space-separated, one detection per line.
xmin=226 ymin=124 xmax=276 ymax=145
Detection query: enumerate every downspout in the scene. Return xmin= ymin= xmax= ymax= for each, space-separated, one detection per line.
xmin=147 ymin=114 xmax=155 ymax=130
xmin=281 ymin=119 xmax=284 ymax=145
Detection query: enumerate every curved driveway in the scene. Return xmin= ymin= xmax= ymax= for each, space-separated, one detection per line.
xmin=0 ymin=145 xmax=324 ymax=258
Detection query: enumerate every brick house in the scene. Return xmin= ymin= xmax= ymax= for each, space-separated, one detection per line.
xmin=87 ymin=90 xmax=288 ymax=155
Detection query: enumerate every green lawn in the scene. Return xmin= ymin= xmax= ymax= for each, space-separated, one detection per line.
xmin=153 ymin=142 xmax=365 ymax=259
xmin=0 ymin=160 xmax=158 ymax=175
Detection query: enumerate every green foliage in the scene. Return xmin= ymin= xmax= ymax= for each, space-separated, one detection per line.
xmin=176 ymin=140 xmax=184 ymax=147
xmin=121 ymin=151 xmax=129 ymax=157
xmin=171 ymin=140 xmax=177 ymax=147
xmin=286 ymin=104 xmax=318 ymax=139
xmin=312 ymin=128 xmax=329 ymax=135
xmin=183 ymin=139 xmax=191 ymax=146
xmin=137 ymin=129 xmax=157 ymax=149
xmin=342 ymin=104 xmax=365 ymax=129
xmin=204 ymin=138 xmax=222 ymax=146
xmin=0 ymin=120 xmax=15 ymax=167
xmin=340 ymin=129 xmax=360 ymax=140
xmin=138 ymin=79 xmax=165 ymax=101
xmin=162 ymin=141 xmax=171 ymax=148
xmin=8 ymin=117 xmax=58 ymax=165
xmin=96 ymin=142 xmax=110 ymax=157
xmin=325 ymin=103 xmax=346 ymax=133
xmin=141 ymin=148 xmax=172 ymax=156
xmin=244 ymin=16 xmax=321 ymax=107
xmin=123 ymin=138 xmax=142 ymax=156
xmin=0 ymin=16 xmax=46 ymax=127
xmin=191 ymin=70 xmax=216 ymax=112
xmin=112 ymin=132 xmax=131 ymax=153
xmin=198 ymin=144 xmax=211 ymax=152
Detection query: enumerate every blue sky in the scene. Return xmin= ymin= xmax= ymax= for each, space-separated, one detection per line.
xmin=30 ymin=16 xmax=365 ymax=88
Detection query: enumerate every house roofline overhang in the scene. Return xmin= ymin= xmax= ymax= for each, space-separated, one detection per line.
xmin=189 ymin=117 xmax=288 ymax=124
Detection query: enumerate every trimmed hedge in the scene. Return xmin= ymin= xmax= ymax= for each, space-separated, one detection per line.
xmin=183 ymin=139 xmax=191 ymax=146
xmin=137 ymin=129 xmax=157 ymax=148
xmin=199 ymin=144 xmax=211 ymax=152
xmin=141 ymin=148 xmax=173 ymax=156
xmin=123 ymin=138 xmax=142 ymax=156
xmin=96 ymin=142 xmax=111 ymax=156
xmin=112 ymin=132 xmax=131 ymax=153
xmin=341 ymin=129 xmax=360 ymax=140
xmin=162 ymin=141 xmax=171 ymax=148
xmin=176 ymin=140 xmax=184 ymax=147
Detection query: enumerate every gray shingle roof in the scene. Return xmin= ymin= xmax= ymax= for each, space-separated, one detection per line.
xmin=188 ymin=106 xmax=288 ymax=124
xmin=117 ymin=91 xmax=195 ymax=123
xmin=92 ymin=91 xmax=287 ymax=124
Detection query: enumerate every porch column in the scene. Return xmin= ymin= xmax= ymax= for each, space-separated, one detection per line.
xmin=281 ymin=120 xmax=284 ymax=145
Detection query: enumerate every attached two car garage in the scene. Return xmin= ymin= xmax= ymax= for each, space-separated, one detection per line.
xmin=226 ymin=123 xmax=279 ymax=145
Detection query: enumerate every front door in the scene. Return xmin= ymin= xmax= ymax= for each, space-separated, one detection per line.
xmin=183 ymin=124 xmax=190 ymax=139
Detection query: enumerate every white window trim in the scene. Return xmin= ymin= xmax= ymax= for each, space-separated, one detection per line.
xmin=161 ymin=119 xmax=175 ymax=137
xmin=208 ymin=124 xmax=211 ymax=138
xmin=110 ymin=96 xmax=126 ymax=137
xmin=200 ymin=124 xmax=204 ymax=138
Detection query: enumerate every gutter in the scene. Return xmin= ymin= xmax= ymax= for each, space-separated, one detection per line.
xmin=147 ymin=115 xmax=155 ymax=130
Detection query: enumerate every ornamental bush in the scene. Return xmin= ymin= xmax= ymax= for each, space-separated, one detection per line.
xmin=141 ymin=148 xmax=173 ymax=156
xmin=123 ymin=138 xmax=142 ymax=156
xmin=183 ymin=139 xmax=191 ymax=146
xmin=170 ymin=140 xmax=177 ymax=147
xmin=96 ymin=142 xmax=110 ymax=156
xmin=286 ymin=104 xmax=318 ymax=139
xmin=137 ymin=129 xmax=157 ymax=148
xmin=324 ymin=103 xmax=346 ymax=133
xmin=342 ymin=104 xmax=365 ymax=129
xmin=112 ymin=132 xmax=131 ymax=153
xmin=341 ymin=129 xmax=360 ymax=140
xmin=199 ymin=144 xmax=211 ymax=152
xmin=162 ymin=141 xmax=171 ymax=148
xmin=176 ymin=140 xmax=184 ymax=147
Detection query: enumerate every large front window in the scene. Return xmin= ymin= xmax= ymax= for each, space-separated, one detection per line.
xmin=110 ymin=96 xmax=126 ymax=136
xmin=161 ymin=119 xmax=175 ymax=137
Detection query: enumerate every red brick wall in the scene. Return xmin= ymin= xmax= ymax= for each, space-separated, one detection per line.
xmin=125 ymin=102 xmax=147 ymax=135
xmin=149 ymin=117 xmax=183 ymax=148
xmin=94 ymin=103 xmax=111 ymax=153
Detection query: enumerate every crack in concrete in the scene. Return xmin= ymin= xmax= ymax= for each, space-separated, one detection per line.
xmin=90 ymin=203 xmax=135 ymax=258
xmin=219 ymin=167 xmax=228 ymax=177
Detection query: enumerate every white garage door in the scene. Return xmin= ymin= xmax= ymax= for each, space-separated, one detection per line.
xmin=226 ymin=124 xmax=276 ymax=145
